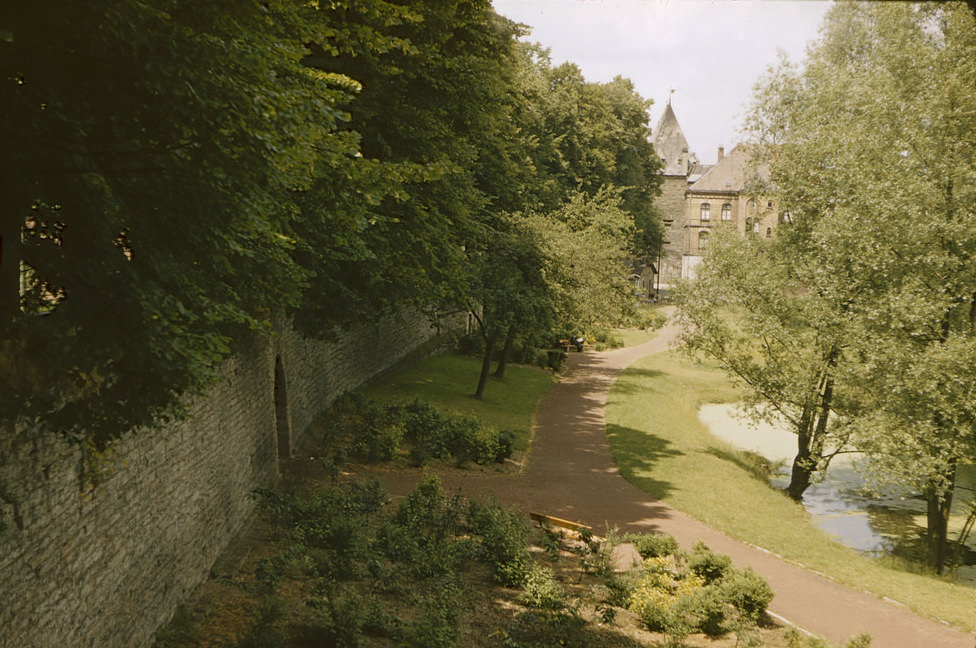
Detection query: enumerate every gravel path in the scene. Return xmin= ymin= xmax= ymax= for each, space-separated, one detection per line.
xmin=369 ymin=321 xmax=975 ymax=648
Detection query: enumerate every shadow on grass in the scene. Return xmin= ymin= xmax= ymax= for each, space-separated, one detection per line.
xmin=606 ymin=424 xmax=681 ymax=500
xmin=603 ymin=369 xmax=667 ymax=400
xmin=705 ymin=445 xmax=784 ymax=484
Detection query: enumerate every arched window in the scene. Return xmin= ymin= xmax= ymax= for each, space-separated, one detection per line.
xmin=766 ymin=227 xmax=772 ymax=238
xmin=700 ymin=203 xmax=710 ymax=221
xmin=721 ymin=203 xmax=732 ymax=221
xmin=698 ymin=230 xmax=709 ymax=251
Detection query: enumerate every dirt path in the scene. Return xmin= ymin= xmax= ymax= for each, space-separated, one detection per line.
xmin=369 ymin=322 xmax=975 ymax=648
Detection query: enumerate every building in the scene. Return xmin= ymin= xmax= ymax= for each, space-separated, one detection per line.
xmin=651 ymin=102 xmax=781 ymax=286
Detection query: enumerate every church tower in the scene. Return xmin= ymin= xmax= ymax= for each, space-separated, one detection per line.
xmin=652 ymin=101 xmax=697 ymax=287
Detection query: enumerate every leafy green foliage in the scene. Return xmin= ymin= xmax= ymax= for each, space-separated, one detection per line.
xmin=744 ymin=1 xmax=976 ymax=570
xmin=1 ymin=0 xmax=664 ymax=446
xmin=626 ymin=543 xmax=772 ymax=640
xmin=518 ymin=564 xmax=567 ymax=612
xmin=688 ymin=541 xmax=733 ymax=584
xmin=468 ymin=496 xmax=532 ymax=587
xmin=625 ymin=532 xmax=680 ymax=559
xmin=318 ymin=394 xmax=514 ymax=468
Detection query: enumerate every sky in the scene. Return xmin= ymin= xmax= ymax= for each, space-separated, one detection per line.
xmin=492 ymin=0 xmax=833 ymax=164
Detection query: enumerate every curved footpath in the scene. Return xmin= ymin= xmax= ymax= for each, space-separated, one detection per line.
xmin=371 ymin=321 xmax=976 ymax=648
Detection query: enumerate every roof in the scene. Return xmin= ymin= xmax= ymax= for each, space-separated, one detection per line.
xmin=687 ymin=144 xmax=765 ymax=194
xmin=653 ymin=103 xmax=691 ymax=176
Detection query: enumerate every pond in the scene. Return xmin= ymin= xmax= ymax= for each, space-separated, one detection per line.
xmin=698 ymin=403 xmax=976 ymax=584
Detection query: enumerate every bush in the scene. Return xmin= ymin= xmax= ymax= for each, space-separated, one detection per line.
xmin=519 ymin=564 xmax=567 ymax=612
xmin=398 ymin=577 xmax=462 ymax=648
xmin=627 ymin=532 xmax=679 ymax=558
xmin=546 ymin=349 xmax=566 ymax=371
xmin=468 ymin=497 xmax=531 ymax=587
xmin=674 ymin=584 xmax=730 ymax=636
xmin=402 ymin=399 xmax=509 ymax=466
xmin=321 ymin=394 xmax=404 ymax=463
xmin=528 ymin=347 xmax=551 ymax=369
xmin=720 ymin=567 xmax=774 ymax=622
xmin=688 ymin=541 xmax=733 ymax=584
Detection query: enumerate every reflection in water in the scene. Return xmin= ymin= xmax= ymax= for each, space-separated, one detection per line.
xmin=699 ymin=404 xmax=975 ymax=584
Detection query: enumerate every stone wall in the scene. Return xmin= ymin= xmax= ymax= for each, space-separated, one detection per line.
xmin=655 ymin=174 xmax=689 ymax=287
xmin=0 ymin=309 xmax=461 ymax=648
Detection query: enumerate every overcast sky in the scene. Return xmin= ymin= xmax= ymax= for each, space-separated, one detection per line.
xmin=492 ymin=0 xmax=833 ymax=164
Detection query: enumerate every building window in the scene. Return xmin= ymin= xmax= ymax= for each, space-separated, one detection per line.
xmin=698 ymin=230 xmax=709 ymax=250
xmin=721 ymin=203 xmax=732 ymax=221
xmin=766 ymin=227 xmax=772 ymax=238
xmin=700 ymin=203 xmax=710 ymax=221
xmin=753 ymin=220 xmax=760 ymax=234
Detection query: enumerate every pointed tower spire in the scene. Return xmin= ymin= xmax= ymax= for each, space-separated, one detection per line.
xmin=653 ymin=101 xmax=691 ymax=176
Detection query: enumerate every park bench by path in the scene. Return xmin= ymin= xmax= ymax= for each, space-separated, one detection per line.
xmin=530 ymin=511 xmax=598 ymax=541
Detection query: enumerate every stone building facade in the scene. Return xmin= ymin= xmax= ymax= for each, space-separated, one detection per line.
xmin=0 ymin=308 xmax=463 ymax=648
xmin=651 ymin=103 xmax=780 ymax=285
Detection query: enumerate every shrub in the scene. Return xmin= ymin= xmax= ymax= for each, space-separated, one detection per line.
xmin=495 ymin=429 xmax=516 ymax=462
xmin=321 ymin=394 xmax=404 ymax=463
xmin=720 ymin=567 xmax=774 ymax=622
xmin=546 ymin=349 xmax=566 ymax=371
xmin=688 ymin=541 xmax=733 ymax=584
xmin=528 ymin=347 xmax=551 ymax=369
xmin=674 ymin=584 xmax=730 ymax=636
xmin=468 ymin=497 xmax=531 ymax=587
xmin=398 ymin=577 xmax=462 ymax=648
xmin=629 ymin=571 xmax=705 ymax=632
xmin=519 ymin=564 xmax=567 ymax=612
xmin=627 ymin=532 xmax=679 ymax=558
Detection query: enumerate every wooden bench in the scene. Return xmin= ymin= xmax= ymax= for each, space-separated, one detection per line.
xmin=529 ymin=512 xmax=599 ymax=541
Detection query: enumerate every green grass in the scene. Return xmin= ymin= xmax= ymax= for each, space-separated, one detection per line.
xmin=365 ymin=352 xmax=558 ymax=451
xmin=605 ymin=350 xmax=976 ymax=632
xmin=613 ymin=327 xmax=659 ymax=348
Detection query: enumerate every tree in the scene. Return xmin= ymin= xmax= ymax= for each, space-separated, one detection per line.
xmin=512 ymin=51 xmax=664 ymax=257
xmin=0 ymin=1 xmax=363 ymax=442
xmin=745 ymin=1 xmax=976 ymax=571
xmin=674 ymin=226 xmax=860 ymax=501
xmin=467 ymin=220 xmax=553 ymax=399
xmin=526 ymin=189 xmax=639 ymax=335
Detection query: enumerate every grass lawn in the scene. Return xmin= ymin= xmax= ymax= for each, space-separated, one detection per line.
xmin=606 ymin=350 xmax=976 ymax=633
xmin=364 ymin=352 xmax=558 ymax=451
xmin=613 ymin=327 xmax=659 ymax=348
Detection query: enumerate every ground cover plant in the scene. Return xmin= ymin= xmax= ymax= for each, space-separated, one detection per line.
xmin=605 ymin=350 xmax=975 ymax=632
xmin=155 ymin=468 xmax=869 ymax=648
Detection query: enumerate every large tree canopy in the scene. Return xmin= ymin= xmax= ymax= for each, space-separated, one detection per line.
xmin=0 ymin=1 xmax=663 ymax=442
xmin=739 ymin=1 xmax=976 ymax=572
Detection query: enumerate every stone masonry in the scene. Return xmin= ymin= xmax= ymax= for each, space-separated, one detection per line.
xmin=0 ymin=308 xmax=462 ymax=648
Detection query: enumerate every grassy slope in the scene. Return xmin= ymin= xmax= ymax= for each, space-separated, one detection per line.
xmin=364 ymin=352 xmax=557 ymax=451
xmin=605 ymin=350 xmax=975 ymax=632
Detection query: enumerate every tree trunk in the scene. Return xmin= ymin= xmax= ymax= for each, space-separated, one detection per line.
xmin=925 ymin=464 xmax=956 ymax=574
xmin=786 ymin=403 xmax=816 ymax=501
xmin=493 ymin=326 xmax=516 ymax=378
xmin=786 ymin=434 xmax=814 ymax=501
xmin=474 ymin=334 xmax=496 ymax=399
